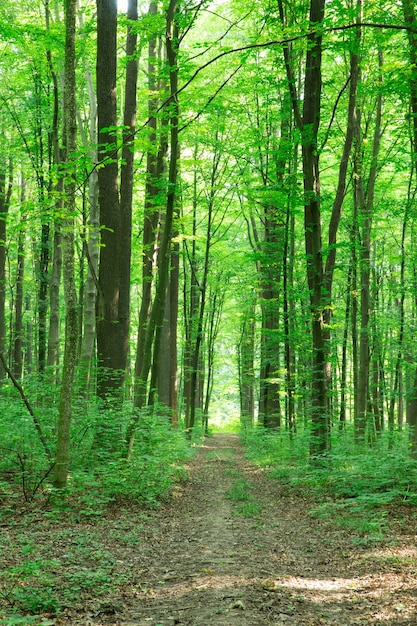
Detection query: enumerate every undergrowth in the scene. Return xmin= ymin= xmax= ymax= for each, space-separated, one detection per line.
xmin=0 ymin=380 xmax=199 ymax=518
xmin=242 ymin=425 xmax=417 ymax=544
xmin=0 ymin=380 xmax=202 ymax=623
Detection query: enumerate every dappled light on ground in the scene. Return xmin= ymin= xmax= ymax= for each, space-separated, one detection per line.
xmin=2 ymin=434 xmax=417 ymax=625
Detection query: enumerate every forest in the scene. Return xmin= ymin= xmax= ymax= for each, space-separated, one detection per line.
xmin=2 ymin=0 xmax=417 ymax=623
xmin=0 ymin=0 xmax=416 ymax=473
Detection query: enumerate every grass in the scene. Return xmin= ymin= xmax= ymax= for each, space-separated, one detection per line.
xmin=242 ymin=425 xmax=417 ymax=543
xmin=226 ymin=476 xmax=262 ymax=517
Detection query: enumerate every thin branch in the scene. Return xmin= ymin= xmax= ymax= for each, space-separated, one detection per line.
xmin=320 ymin=74 xmax=351 ymax=152
xmin=179 ymin=64 xmax=242 ymax=132
xmin=72 ymin=19 xmax=416 ymax=193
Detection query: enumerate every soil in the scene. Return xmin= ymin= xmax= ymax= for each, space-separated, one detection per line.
xmin=3 ymin=433 xmax=417 ymax=625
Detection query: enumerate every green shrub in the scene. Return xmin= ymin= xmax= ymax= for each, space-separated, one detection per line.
xmin=242 ymin=425 xmax=417 ymax=541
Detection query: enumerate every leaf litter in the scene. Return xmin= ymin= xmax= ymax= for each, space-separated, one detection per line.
xmin=1 ymin=433 xmax=417 ymax=625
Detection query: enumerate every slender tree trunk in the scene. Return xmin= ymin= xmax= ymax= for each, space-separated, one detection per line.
xmin=119 ymin=0 xmax=139 ymax=379
xmin=12 ymin=181 xmax=26 ymax=380
xmin=38 ymin=220 xmax=50 ymax=375
xmin=370 ymin=259 xmax=383 ymax=433
xmin=127 ymin=0 xmax=179 ymax=457
xmin=183 ymin=162 xmax=200 ymax=429
xmin=355 ymin=50 xmax=383 ymax=443
xmin=283 ymin=184 xmax=296 ymax=436
xmin=0 ymin=157 xmax=12 ymax=381
xmin=339 ymin=267 xmax=352 ymax=429
xmin=155 ymin=234 xmax=179 ymax=422
xmin=258 ymin=209 xmax=283 ymax=429
xmin=186 ymin=140 xmax=230 ymax=432
xmin=54 ymin=0 xmax=78 ymax=489
xmin=238 ymin=293 xmax=256 ymax=428
xmin=169 ymin=238 xmax=179 ymax=425
xmin=302 ymin=0 xmax=328 ymax=456
xmin=203 ymin=283 xmax=225 ymax=432
xmin=77 ymin=16 xmax=99 ymax=386
xmin=402 ymin=0 xmax=417 ymax=455
xmin=47 ymin=222 xmax=62 ymax=374
xmin=135 ymin=2 xmax=167 ymax=393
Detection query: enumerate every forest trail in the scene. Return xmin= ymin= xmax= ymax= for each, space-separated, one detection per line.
xmin=5 ymin=433 xmax=415 ymax=625
xmin=72 ymin=433 xmax=416 ymax=626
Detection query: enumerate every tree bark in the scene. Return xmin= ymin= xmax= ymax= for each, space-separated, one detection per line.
xmin=0 ymin=157 xmax=12 ymax=381
xmin=12 ymin=180 xmax=26 ymax=380
xmin=354 ymin=50 xmax=383 ymax=442
xmin=402 ymin=0 xmax=417 ymax=455
xmin=47 ymin=222 xmax=62 ymax=375
xmin=302 ymin=0 xmax=328 ymax=456
xmin=238 ymin=293 xmax=256 ymax=428
xmin=119 ymin=0 xmax=139 ymax=379
xmin=135 ymin=1 xmax=167 ymax=400
xmin=126 ymin=0 xmax=179 ymax=457
xmin=96 ymin=0 xmax=124 ymax=402
xmin=54 ymin=0 xmax=78 ymax=489
xmin=78 ymin=10 xmax=99 ymax=387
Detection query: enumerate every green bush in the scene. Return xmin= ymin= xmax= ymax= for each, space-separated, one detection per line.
xmin=242 ymin=425 xmax=417 ymax=542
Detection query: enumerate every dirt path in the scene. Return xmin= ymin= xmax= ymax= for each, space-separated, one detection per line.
xmin=77 ymin=433 xmax=416 ymax=626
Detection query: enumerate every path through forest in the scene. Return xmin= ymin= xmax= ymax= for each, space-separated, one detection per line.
xmin=70 ymin=433 xmax=417 ymax=626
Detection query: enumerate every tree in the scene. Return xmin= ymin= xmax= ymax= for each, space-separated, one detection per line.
xmin=0 ymin=155 xmax=13 ymax=380
xmin=54 ymin=0 xmax=78 ymax=489
xmin=127 ymin=0 xmax=180 ymax=456
xmin=95 ymin=0 xmax=125 ymax=403
xmin=402 ymin=0 xmax=417 ymax=455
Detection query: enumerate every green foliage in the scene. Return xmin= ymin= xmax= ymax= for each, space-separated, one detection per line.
xmin=0 ymin=559 xmax=60 ymax=614
xmin=0 ymin=526 xmax=128 ymax=619
xmin=226 ymin=477 xmax=252 ymax=501
xmin=0 ymin=377 xmax=194 ymax=520
xmin=242 ymin=425 xmax=417 ymax=541
xmin=59 ymin=412 xmax=193 ymax=517
xmin=226 ymin=476 xmax=262 ymax=517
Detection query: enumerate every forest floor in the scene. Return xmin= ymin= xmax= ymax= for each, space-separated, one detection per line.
xmin=2 ymin=433 xmax=417 ymax=625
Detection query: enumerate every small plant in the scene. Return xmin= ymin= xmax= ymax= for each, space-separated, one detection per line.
xmin=226 ymin=478 xmax=252 ymax=502
xmin=0 ymin=559 xmax=60 ymax=614
xmin=236 ymin=501 xmax=262 ymax=518
xmin=226 ymin=476 xmax=262 ymax=517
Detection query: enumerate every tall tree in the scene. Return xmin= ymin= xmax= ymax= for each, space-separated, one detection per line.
xmin=96 ymin=0 xmax=124 ymax=403
xmin=54 ymin=0 xmax=78 ymax=489
xmin=0 ymin=155 xmax=13 ymax=380
xmin=127 ymin=0 xmax=179 ymax=456
xmin=402 ymin=0 xmax=417 ymax=455
xmin=354 ymin=49 xmax=383 ymax=441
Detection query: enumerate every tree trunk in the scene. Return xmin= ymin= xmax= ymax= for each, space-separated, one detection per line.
xmin=203 ymin=282 xmax=225 ymax=433
xmin=339 ymin=266 xmax=352 ymax=428
xmin=96 ymin=0 xmax=124 ymax=403
xmin=0 ymin=157 xmax=12 ymax=381
xmin=169 ymin=238 xmax=179 ymax=425
xmin=77 ymin=14 xmax=99 ymax=388
xmin=402 ymin=0 xmax=417 ymax=455
xmin=47 ymin=222 xmax=62 ymax=375
xmin=12 ymin=181 xmax=26 ymax=380
xmin=238 ymin=293 xmax=256 ymax=428
xmin=135 ymin=1 xmax=167 ymax=398
xmin=126 ymin=0 xmax=179 ymax=457
xmin=354 ymin=50 xmax=383 ymax=443
xmin=302 ymin=0 xmax=328 ymax=456
xmin=54 ymin=0 xmax=78 ymax=489
xmin=119 ymin=0 xmax=139 ymax=379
